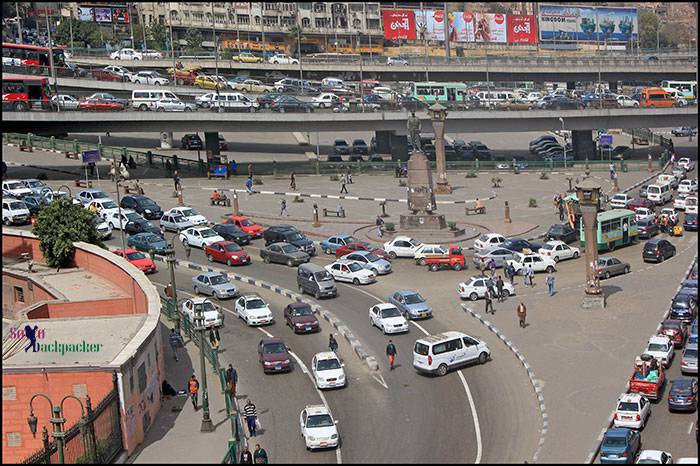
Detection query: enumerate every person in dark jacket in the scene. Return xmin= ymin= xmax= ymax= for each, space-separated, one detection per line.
xmin=253 ymin=444 xmax=268 ymax=464
xmin=240 ymin=446 xmax=253 ymax=464
xmin=328 ymin=334 xmax=339 ymax=354
xmin=386 ymin=340 xmax=397 ymax=370
xmin=225 ymin=364 xmax=238 ymax=398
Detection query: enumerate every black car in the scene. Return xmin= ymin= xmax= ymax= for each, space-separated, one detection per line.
xmin=398 ymin=96 xmax=429 ymax=112
xmin=256 ymin=92 xmax=284 ymax=108
xmin=502 ymin=238 xmax=542 ymax=253
xmin=334 ymin=139 xmax=350 ymax=155
xmin=270 ymin=96 xmax=314 ymax=113
xmin=642 ymin=238 xmax=676 ymax=263
xmin=636 ymin=218 xmax=659 ymax=239
xmin=684 ymin=213 xmax=698 ymax=231
xmin=546 ymin=223 xmax=578 ymax=243
xmin=363 ymin=94 xmax=392 ymax=109
xmin=120 ymin=195 xmax=163 ymax=220
xmin=468 ymin=141 xmax=491 ymax=159
xmin=181 ymin=133 xmax=203 ymax=150
xmin=421 ymin=144 xmax=436 ymax=161
xmin=529 ymin=135 xmax=557 ymax=152
xmin=351 ymin=139 xmax=369 ymax=155
xmin=670 ymin=293 xmax=697 ymax=324
xmin=543 ymin=96 xmax=583 ymax=110
xmin=212 ymin=223 xmax=251 ymax=246
xmin=263 ymin=225 xmax=316 ymax=256
xmin=462 ymin=94 xmax=482 ymax=110
xmin=125 ymin=218 xmax=160 ymax=236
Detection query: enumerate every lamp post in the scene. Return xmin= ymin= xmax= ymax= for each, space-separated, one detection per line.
xmin=559 ymin=117 xmax=568 ymax=168
xmin=357 ymin=31 xmax=365 ymax=113
xmin=165 ymin=243 xmax=180 ymax=334
xmin=428 ymin=103 xmax=451 ymax=194
xmin=27 ymin=393 xmax=92 ymax=464
xmin=194 ymin=299 xmax=215 ymax=432
xmin=577 ymin=179 xmax=606 ymax=309
xmin=15 ymin=2 xmax=22 ymax=44
xmin=212 ymin=2 xmax=221 ymax=112
xmin=112 ymin=155 xmax=128 ymax=255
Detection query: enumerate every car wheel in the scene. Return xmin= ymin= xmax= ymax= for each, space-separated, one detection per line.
xmin=193 ymin=286 xmax=199 ymax=295
xmin=156 ymin=107 xmax=165 ymax=112
xmin=226 ymin=258 xmax=233 ymax=266
xmin=429 ymin=264 xmax=438 ymax=272
xmin=624 ymin=266 xmax=630 ymax=274
xmin=546 ymin=266 xmax=554 ymax=273
xmin=381 ymin=324 xmax=387 ymax=335
xmin=437 ymin=364 xmax=448 ymax=377
xmin=155 ymin=82 xmax=161 ymax=86
xmin=573 ymin=251 xmax=580 ymax=259
xmin=604 ymin=271 xmax=611 ymax=280
xmin=182 ymin=239 xmax=189 ymax=247
xmin=478 ymin=352 xmax=488 ymax=364
xmin=185 ymin=107 xmax=192 ymax=112
xmin=453 ymin=263 xmax=462 ymax=271
xmin=388 ymin=251 xmax=397 ymax=260
xmin=608 ymin=242 xmax=616 ymax=252
xmin=263 ymin=255 xmax=271 ymax=264
xmin=469 ymin=292 xmax=479 ymax=301
xmin=287 ymin=259 xmax=294 ymax=267
xmin=109 ymin=222 xmax=116 ymax=229
xmin=324 ymin=247 xmax=332 ymax=255
xmin=299 ymin=284 xmax=305 ymax=294
xmin=305 ymin=107 xmax=311 ymax=113
xmin=352 ymin=278 xmax=360 ymax=285
xmin=314 ymin=290 xmax=321 ymax=299
xmin=139 ymin=104 xmax=148 ymax=111
xmin=207 ymin=254 xmax=214 ymax=262
xmin=418 ymin=258 xmax=426 ymax=266
xmin=280 ymin=107 xmax=286 ymax=113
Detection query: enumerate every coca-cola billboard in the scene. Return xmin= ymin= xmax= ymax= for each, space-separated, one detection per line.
xmin=383 ymin=10 xmax=416 ymax=40
xmin=507 ymin=15 xmax=538 ymax=44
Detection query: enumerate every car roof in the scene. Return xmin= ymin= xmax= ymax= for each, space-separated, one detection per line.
xmin=260 ymin=336 xmax=284 ymax=344
xmin=188 ymin=297 xmax=214 ymax=304
xmin=392 ymin=235 xmax=415 ymax=241
xmin=333 ymin=259 xmax=363 ymax=266
xmin=546 ymin=240 xmax=567 ymax=246
xmin=648 ymin=335 xmax=671 ymax=344
xmin=617 ymin=393 xmax=643 ymax=403
xmin=373 ymin=303 xmax=399 ymax=311
xmin=395 ymin=289 xmax=419 ymax=296
xmin=416 ymin=331 xmax=468 ymax=345
xmin=304 ymin=404 xmax=330 ymax=415
xmin=190 ymin=226 xmax=213 ymax=231
xmin=314 ymin=351 xmax=339 ymax=361
xmin=242 ymin=293 xmax=263 ymax=300
xmin=199 ymin=271 xmax=226 ymax=278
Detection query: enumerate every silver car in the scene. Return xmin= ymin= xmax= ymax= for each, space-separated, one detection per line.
xmin=596 ymin=256 xmax=631 ymax=279
xmin=160 ymin=212 xmax=194 ymax=232
xmin=472 ymin=248 xmax=515 ymax=269
xmin=681 ymin=342 xmax=698 ymax=374
xmin=192 ymin=272 xmax=239 ymax=299
xmin=341 ymin=251 xmax=392 ymax=275
xmin=155 ymin=98 xmax=196 ymax=112
xmin=52 ymin=94 xmax=80 ymax=110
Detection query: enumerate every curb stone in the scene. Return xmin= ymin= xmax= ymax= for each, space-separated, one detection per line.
xmin=461 ymin=303 xmax=547 ymax=463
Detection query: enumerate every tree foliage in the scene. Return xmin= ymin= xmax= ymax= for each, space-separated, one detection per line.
xmin=54 ymin=18 xmax=110 ymax=48
xmin=285 ymin=24 xmax=304 ymax=56
xmin=638 ymin=9 xmax=659 ymax=50
xmin=487 ymin=3 xmax=512 ymax=15
xmin=184 ymin=29 xmax=203 ymax=53
xmin=33 ymin=197 xmax=104 ymax=268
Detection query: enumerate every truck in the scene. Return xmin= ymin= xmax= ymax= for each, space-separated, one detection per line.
xmin=423 ymin=244 xmax=467 ymax=272
xmin=628 ymin=356 xmax=665 ymax=400
xmin=167 ymin=66 xmax=202 ymax=86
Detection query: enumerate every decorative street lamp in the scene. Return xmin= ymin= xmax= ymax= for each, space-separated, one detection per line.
xmin=577 ymin=178 xmax=606 ymax=309
xmin=164 ymin=243 xmax=180 ymax=334
xmin=193 ymin=299 xmax=215 ymax=432
xmin=428 ymin=103 xmax=451 ymax=194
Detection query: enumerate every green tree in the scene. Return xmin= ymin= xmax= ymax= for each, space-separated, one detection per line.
xmin=487 ymin=3 xmax=512 ymax=15
xmin=148 ymin=23 xmax=168 ymax=50
xmin=638 ymin=9 xmax=659 ymax=50
xmin=285 ymin=24 xmax=304 ymax=56
xmin=54 ymin=18 xmax=106 ymax=48
xmin=33 ymin=197 xmax=103 ymax=268
xmin=184 ymin=29 xmax=203 ymax=54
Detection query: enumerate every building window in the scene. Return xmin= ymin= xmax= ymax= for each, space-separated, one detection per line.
xmin=237 ymin=14 xmax=250 ymax=25
xmin=6 ymin=432 xmax=21 ymax=447
xmin=14 ymin=286 xmax=24 ymax=303
xmin=301 ymin=18 xmax=310 ymax=28
xmin=138 ymin=362 xmax=147 ymax=393
xmin=349 ymin=3 xmax=363 ymax=12
xmin=315 ymin=17 xmax=330 ymax=28
xmin=313 ymin=3 xmax=326 ymax=13
xmin=367 ymin=18 xmax=380 ymax=30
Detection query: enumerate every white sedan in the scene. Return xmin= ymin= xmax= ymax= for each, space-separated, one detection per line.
xmin=659 ymin=208 xmax=679 ymax=224
xmin=642 ymin=335 xmax=674 ymax=368
xmin=634 ymin=207 xmax=656 ymax=222
xmin=234 ymin=294 xmax=274 ymax=326
xmin=675 ymin=195 xmax=698 ymax=213
xmin=312 ymin=92 xmax=340 ymax=109
xmin=458 ymin=276 xmax=515 ymax=301
xmin=300 ymin=405 xmax=339 ymax=450
xmin=182 ymin=297 xmax=223 ymax=328
xmin=635 ymin=450 xmax=673 ymax=464
xmin=268 ymin=53 xmax=299 ymax=65
xmin=506 ymin=252 xmax=557 ymax=274
xmin=473 ymin=233 xmax=506 ymax=254
xmin=617 ymin=95 xmax=639 ymax=108
xmin=383 ymin=236 xmax=422 ymax=259
xmin=369 ymin=303 xmax=408 ymax=334
xmin=103 ymin=209 xmax=143 ymax=230
xmin=537 ymin=241 xmax=580 ymax=262
xmin=51 ymin=94 xmax=80 ymax=110
xmin=231 ymin=79 xmax=274 ymax=93
xmin=613 ymin=393 xmax=650 ymax=429
xmin=325 ymin=260 xmax=376 ymax=285
xmin=311 ymin=352 xmax=346 ymax=389
xmin=179 ymin=227 xmax=224 ymax=248
xmin=164 ymin=207 xmax=208 ymax=226
xmin=195 ymin=93 xmax=216 ymax=108
xmin=155 ymin=98 xmax=195 ymax=112
xmin=130 ymin=70 xmax=169 ymax=85
xmin=678 ymin=179 xmax=698 ymax=195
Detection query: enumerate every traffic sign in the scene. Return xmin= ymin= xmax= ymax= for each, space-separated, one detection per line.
xmin=81 ymin=150 xmax=101 ymax=164
xmin=599 ymin=134 xmax=613 ymax=146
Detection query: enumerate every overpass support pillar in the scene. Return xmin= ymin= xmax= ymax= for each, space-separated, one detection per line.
xmin=571 ymin=130 xmax=595 ymax=161
xmin=160 ymin=132 xmax=173 ymax=149
xmin=566 ymin=81 xmax=576 ymax=91
xmin=204 ymin=132 xmax=221 ymax=157
xmin=609 ymin=81 xmax=618 ymax=92
xmin=375 ymin=130 xmax=394 ymax=154
xmin=390 ymin=134 xmax=409 ymax=161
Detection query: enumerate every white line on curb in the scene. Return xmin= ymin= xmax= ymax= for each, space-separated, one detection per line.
xmin=458 ymin=370 xmax=483 ymax=464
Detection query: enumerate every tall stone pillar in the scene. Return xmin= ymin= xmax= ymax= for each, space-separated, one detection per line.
xmin=428 ymin=103 xmax=451 ymax=194
xmin=572 ymin=130 xmax=595 ymax=161
xmin=160 ymin=132 xmax=173 ymax=149
xmin=578 ymin=179 xmax=606 ymax=309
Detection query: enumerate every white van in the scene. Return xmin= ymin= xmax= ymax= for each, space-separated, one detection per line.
xmin=413 ymin=331 xmax=490 ymax=376
xmin=647 ymin=183 xmax=672 ymax=205
xmin=2 ymin=198 xmax=31 ymax=225
xmin=209 ymin=92 xmax=259 ymax=112
xmin=321 ymin=77 xmax=345 ymax=89
xmin=131 ymin=90 xmax=180 ymax=111
xmin=475 ymin=90 xmax=516 ymax=108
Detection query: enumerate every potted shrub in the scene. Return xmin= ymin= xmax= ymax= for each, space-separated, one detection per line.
xmin=528 ymin=198 xmax=538 ymax=208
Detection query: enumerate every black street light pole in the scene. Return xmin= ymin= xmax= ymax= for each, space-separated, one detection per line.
xmin=165 ymin=243 xmax=180 ymax=334
xmin=194 ymin=299 xmax=214 ymax=432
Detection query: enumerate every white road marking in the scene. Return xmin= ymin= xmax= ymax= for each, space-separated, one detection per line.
xmin=689 ymin=422 xmax=694 ymax=435
xmin=257 ymin=327 xmax=275 ymax=338
xmin=410 ymin=320 xmax=430 ymax=336
xmin=457 ymin=370 xmax=483 ymax=464
xmin=371 ymin=372 xmax=389 ymax=389
xmin=338 ymin=283 xmax=383 ymax=303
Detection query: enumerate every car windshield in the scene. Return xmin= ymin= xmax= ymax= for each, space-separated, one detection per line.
xmin=263 ymin=342 xmax=286 ymax=354
xmin=478 ymin=234 xmax=490 ymax=242
xmin=125 ymin=212 xmax=142 ymax=221
xmin=25 ymin=180 xmax=44 ymax=188
xmin=209 ymin=275 xmax=229 ymax=285
xmin=317 ymin=359 xmax=341 ymax=371
xmin=616 ymin=402 xmax=639 ymax=411
xmin=246 ymin=299 xmax=266 ymax=309
xmin=240 ymin=219 xmax=254 ymax=226
xmin=404 ymin=293 xmax=425 ymax=304
xmin=201 ymin=229 xmax=217 ymax=238
xmin=285 ymin=232 xmax=304 ymax=242
xmin=126 ymin=251 xmax=146 ymax=260
xmin=138 ymin=199 xmax=158 ymax=208
xmin=194 ymin=301 xmax=216 ymax=313
xmin=224 ymin=243 xmax=242 ymax=252
xmin=307 ymin=414 xmax=334 ymax=428
xmin=172 ymin=215 xmax=187 ymax=223
xmin=603 ymin=436 xmax=627 ymax=446
xmin=381 ymin=307 xmax=401 ymax=318
xmin=672 ymin=382 xmax=694 ymax=395
xmin=647 ymin=343 xmax=667 ymax=352
xmin=102 ymin=200 xmax=118 ymax=209
xmin=91 ymin=191 xmax=108 ymax=199
xmin=281 ymin=245 xmax=298 ymax=254
xmin=7 ymin=182 xmax=24 ymax=190
xmin=147 ymin=236 xmax=162 ymax=243
xmin=292 ymin=306 xmax=313 ymax=317
xmin=365 ymin=254 xmax=380 ymax=262
xmin=8 ymin=201 xmax=25 ymax=210
xmin=180 ymin=208 xmax=198 ymax=217
xmin=637 ymin=460 xmax=662 ymax=464
xmin=684 ymin=349 xmax=698 ymax=358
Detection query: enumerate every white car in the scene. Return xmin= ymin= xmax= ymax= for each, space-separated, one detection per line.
xmin=413 ymin=244 xmax=447 ymax=266
xmin=635 ymin=450 xmax=672 ymax=464
xmin=369 ymin=303 xmax=408 ymax=334
xmin=506 ymin=252 xmax=557 ymax=274
xmin=458 ymin=275 xmax=515 ymax=301
xmin=195 ymin=93 xmax=216 ymax=108
xmin=383 ymin=236 xmax=422 ymax=259
xmin=103 ymin=65 xmax=133 ymax=80
xmin=678 ymin=158 xmax=695 ymax=172
xmin=473 ymin=233 xmax=506 ymax=254
xmin=677 ymin=459 xmax=698 ymax=464
xmin=312 ymin=92 xmax=340 ymax=109
xmin=182 ymin=297 xmax=223 ymax=328
xmin=610 ymin=193 xmax=633 ymax=209
xmin=92 ymin=214 xmax=113 ymax=239
xmin=231 ymin=79 xmax=274 ymax=93
xmin=659 ymin=207 xmax=679 ymax=224
xmin=634 ymin=207 xmax=656 ymax=222
xmin=131 ymin=70 xmax=169 ymax=86
xmin=300 ymin=405 xmax=339 ymax=450
xmin=75 ymin=188 xmax=112 ymax=206
xmin=51 ymin=94 xmax=80 ymax=110
xmin=372 ymin=86 xmax=398 ymax=101
xmin=537 ymin=241 xmax=580 ymax=262
xmin=642 ymin=335 xmax=674 ymax=368
xmin=311 ymin=352 xmax=346 ymax=389
xmin=324 ymin=260 xmax=376 ymax=285
xmin=613 ymin=393 xmax=651 ymax=429
xmin=523 ymin=91 xmax=544 ymax=103
xmin=2 ymin=198 xmax=31 ymax=225
xmin=617 ymin=95 xmax=639 ymax=107
xmin=678 ymin=179 xmax=698 ymax=195
xmin=268 ymin=53 xmax=298 ymax=65
xmin=110 ymin=48 xmax=143 ymax=60
xmin=386 ymin=56 xmax=408 ymax=66
xmin=683 ymin=196 xmax=698 ymax=214
xmin=141 ymin=49 xmax=163 ymax=60
xmin=104 ymin=209 xmax=143 ymax=230
xmin=86 ymin=198 xmax=120 ymax=217
xmin=235 ymin=294 xmax=274 ymax=326
xmin=179 ymin=226 xmax=224 ymax=248
xmin=155 ymin=98 xmax=195 ymax=112
xmin=2 ymin=180 xmax=33 ymax=197
xmin=43 ymin=191 xmax=81 ymax=205
xmin=164 ymin=207 xmax=208 ymax=226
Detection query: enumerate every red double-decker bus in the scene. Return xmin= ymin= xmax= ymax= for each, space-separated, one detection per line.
xmin=2 ymin=77 xmax=53 ymax=111
xmin=2 ymin=42 xmax=66 ymax=71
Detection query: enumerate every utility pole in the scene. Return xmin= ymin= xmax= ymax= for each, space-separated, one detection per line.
xmin=137 ymin=2 xmax=147 ymax=50
xmin=212 ymin=2 xmax=220 ymax=110
xmin=443 ymin=2 xmax=450 ymax=62
xmin=68 ymin=15 xmax=74 ymax=58
xmin=358 ymin=32 xmax=365 ymax=113
xmin=129 ymin=2 xmax=135 ymax=49
xmin=296 ymin=4 xmax=304 ymax=89
xmin=112 ymin=154 xmax=128 ymax=255
xmin=44 ymin=7 xmax=58 ymax=101
xmin=16 ymin=2 xmax=23 ymax=44
xmin=168 ymin=7 xmax=176 ymax=84
xmin=195 ymin=300 xmax=215 ymax=433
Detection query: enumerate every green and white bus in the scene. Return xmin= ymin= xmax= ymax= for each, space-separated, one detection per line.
xmin=411 ymin=82 xmax=468 ymax=104
xmin=660 ymin=80 xmax=697 ymax=101
xmin=579 ymin=209 xmax=638 ymax=252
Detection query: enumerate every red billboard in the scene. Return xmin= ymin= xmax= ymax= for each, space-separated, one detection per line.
xmin=383 ymin=10 xmax=417 ymax=40
xmin=507 ymin=14 xmax=538 ymax=44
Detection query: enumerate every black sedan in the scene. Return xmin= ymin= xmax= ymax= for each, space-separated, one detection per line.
xmin=270 ymin=96 xmax=314 ymax=113
xmin=546 ymin=223 xmax=578 ymax=243
xmin=120 ymin=195 xmax=163 ymax=220
xmin=670 ymin=293 xmax=697 ymax=324
xmin=543 ymin=96 xmax=584 ymax=110
xmin=212 ymin=223 xmax=251 ymax=246
xmin=125 ymin=218 xmax=160 ymax=236
xmin=398 ymin=96 xmax=429 ymax=112
xmin=684 ymin=213 xmax=698 ymax=231
xmin=181 ymin=134 xmax=203 ymax=150
xmin=636 ymin=218 xmax=659 ymax=239
xmin=502 ymin=238 xmax=542 ymax=253
xmin=334 ymin=139 xmax=350 ymax=155
xmin=642 ymin=238 xmax=676 ymax=263
xmin=256 ymin=92 xmax=284 ymax=109
xmin=351 ymin=139 xmax=369 ymax=155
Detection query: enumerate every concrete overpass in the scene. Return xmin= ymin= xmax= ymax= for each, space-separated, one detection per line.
xmin=70 ymin=55 xmax=698 ymax=82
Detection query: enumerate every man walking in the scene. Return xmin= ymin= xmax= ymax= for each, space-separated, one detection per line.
xmin=244 ymin=399 xmax=258 ymax=437
xmin=173 ymin=169 xmax=181 ymax=193
xmin=517 ymin=302 xmax=527 ymax=328
xmin=290 ymin=171 xmax=296 ymax=191
xmin=558 ymin=199 xmax=565 ymax=222
xmin=245 ymin=176 xmax=255 ymax=195
xmin=225 ymin=364 xmax=238 ymax=399
xmin=280 ymin=198 xmax=289 ymax=217
xmin=240 ymin=446 xmax=253 ymax=464
xmin=208 ymin=327 xmax=221 ymax=349
xmin=328 ymin=333 xmax=339 ymax=354
xmin=386 ymin=339 xmax=397 ymax=370
xmin=340 ymin=173 xmax=348 ymax=194
xmin=496 ymin=275 xmax=505 ymax=303
xmin=188 ymin=373 xmax=200 ymax=410
xmin=484 ymin=287 xmax=495 ymax=314
xmin=527 ymin=266 xmax=535 ymax=287
xmin=375 ymin=215 xmax=385 ymax=238
xmin=183 ymin=241 xmax=191 ymax=260
xmin=169 ymin=328 xmax=182 ymax=362
xmin=488 ymin=258 xmax=496 ymax=277
xmin=253 ymin=444 xmax=269 ymax=464
xmin=546 ymin=271 xmax=555 ymax=296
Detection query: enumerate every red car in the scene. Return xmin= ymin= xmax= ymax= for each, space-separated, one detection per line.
xmin=91 ymin=67 xmax=127 ymax=82
xmin=79 ymin=98 xmax=125 ymax=111
xmin=225 ymin=215 xmax=264 ymax=238
xmin=335 ymin=241 xmax=390 ymax=260
xmin=205 ymin=241 xmax=250 ymax=266
xmin=628 ymin=197 xmax=655 ymax=211
xmin=659 ymin=319 xmax=687 ymax=348
xmin=113 ymin=248 xmax=157 ymax=273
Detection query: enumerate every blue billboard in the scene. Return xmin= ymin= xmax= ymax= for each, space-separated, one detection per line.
xmin=539 ymin=5 xmax=638 ymax=43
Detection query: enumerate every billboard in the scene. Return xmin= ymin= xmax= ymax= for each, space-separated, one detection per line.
xmin=383 ymin=9 xmax=416 ymax=40
xmin=414 ymin=10 xmax=446 ymax=42
xmin=112 ymin=7 xmax=130 ymax=24
xmin=77 ymin=6 xmax=94 ymax=22
xmin=539 ymin=5 xmax=637 ymax=43
xmin=507 ymin=14 xmax=538 ymax=44
xmin=450 ymin=12 xmax=475 ymax=42
xmin=94 ymin=7 xmax=112 ymax=23
xmin=473 ymin=12 xmax=507 ymax=43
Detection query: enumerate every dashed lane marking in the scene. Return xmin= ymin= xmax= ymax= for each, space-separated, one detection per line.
xmin=256 ymin=327 xmax=275 ymax=339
